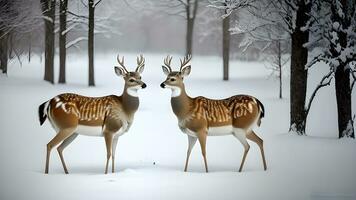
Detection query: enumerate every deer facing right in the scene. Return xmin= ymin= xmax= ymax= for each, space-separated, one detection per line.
xmin=39 ymin=55 xmax=146 ymax=174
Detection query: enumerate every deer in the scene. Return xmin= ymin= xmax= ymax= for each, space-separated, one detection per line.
xmin=38 ymin=54 xmax=146 ymax=174
xmin=160 ymin=55 xmax=267 ymax=173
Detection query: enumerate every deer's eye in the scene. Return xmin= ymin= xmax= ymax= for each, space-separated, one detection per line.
xmin=129 ymin=79 xmax=135 ymax=82
xmin=170 ymin=78 xmax=176 ymax=81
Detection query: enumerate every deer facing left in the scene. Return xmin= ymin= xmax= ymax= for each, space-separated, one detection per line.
xmin=38 ymin=54 xmax=146 ymax=174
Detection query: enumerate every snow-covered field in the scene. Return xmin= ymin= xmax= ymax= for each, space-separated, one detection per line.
xmin=0 ymin=53 xmax=355 ymax=200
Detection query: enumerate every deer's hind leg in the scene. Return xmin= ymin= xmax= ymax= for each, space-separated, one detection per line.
xmin=57 ymin=133 xmax=78 ymax=174
xmin=45 ymin=128 xmax=77 ymax=174
xmin=197 ymin=131 xmax=209 ymax=173
xmin=232 ymin=128 xmax=250 ymax=172
xmin=246 ymin=130 xmax=267 ymax=170
xmin=45 ymin=103 xmax=78 ymax=174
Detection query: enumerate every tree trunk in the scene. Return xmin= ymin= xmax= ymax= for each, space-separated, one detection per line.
xmin=0 ymin=33 xmax=8 ymax=74
xmin=335 ymin=66 xmax=354 ymax=138
xmin=41 ymin=0 xmax=55 ymax=84
xmin=28 ymin=34 xmax=31 ymax=62
xmin=222 ymin=15 xmax=230 ymax=81
xmin=185 ymin=0 xmax=198 ymax=56
xmin=59 ymin=0 xmax=68 ymax=84
xmin=278 ymin=40 xmax=282 ymax=99
xmin=289 ymin=1 xmax=310 ymax=135
xmin=332 ymin=0 xmax=354 ymax=138
xmin=186 ymin=18 xmax=194 ymax=56
xmin=88 ymin=0 xmax=95 ymax=86
xmin=279 ymin=64 xmax=282 ymax=99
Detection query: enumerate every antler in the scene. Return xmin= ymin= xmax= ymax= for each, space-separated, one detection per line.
xmin=163 ymin=55 xmax=173 ymax=72
xmin=180 ymin=54 xmax=192 ymax=71
xmin=136 ymin=54 xmax=145 ymax=68
xmin=116 ymin=54 xmax=129 ymax=73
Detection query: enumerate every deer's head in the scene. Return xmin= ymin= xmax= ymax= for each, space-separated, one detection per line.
xmin=160 ymin=55 xmax=191 ymax=97
xmin=114 ymin=54 xmax=147 ymax=97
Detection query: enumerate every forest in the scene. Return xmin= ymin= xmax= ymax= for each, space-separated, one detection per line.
xmin=0 ymin=0 xmax=355 ymax=200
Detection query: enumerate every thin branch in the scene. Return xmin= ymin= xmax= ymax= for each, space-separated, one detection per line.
xmin=351 ymin=68 xmax=356 ymax=91
xmin=305 ymin=71 xmax=334 ymax=119
xmin=177 ymin=0 xmax=188 ymax=6
xmin=122 ymin=0 xmax=138 ymax=12
xmin=67 ymin=10 xmax=88 ymax=19
xmin=94 ymin=0 xmax=103 ymax=7
xmin=80 ymin=0 xmax=88 ymax=8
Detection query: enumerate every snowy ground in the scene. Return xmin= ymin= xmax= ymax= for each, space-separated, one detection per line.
xmin=0 ymin=53 xmax=355 ymax=200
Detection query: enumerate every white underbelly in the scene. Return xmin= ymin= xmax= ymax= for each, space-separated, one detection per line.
xmin=75 ymin=124 xmax=129 ymax=137
xmin=75 ymin=125 xmax=103 ymax=136
xmin=208 ymin=125 xmax=233 ymax=136
xmin=183 ymin=125 xmax=233 ymax=137
xmin=184 ymin=128 xmax=198 ymax=137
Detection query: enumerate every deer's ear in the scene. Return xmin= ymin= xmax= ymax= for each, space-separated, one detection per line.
xmin=114 ymin=66 xmax=125 ymax=77
xmin=181 ymin=65 xmax=191 ymax=77
xmin=162 ymin=66 xmax=170 ymax=76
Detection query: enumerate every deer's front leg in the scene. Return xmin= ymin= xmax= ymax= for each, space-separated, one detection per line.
xmin=104 ymin=132 xmax=114 ymax=174
xmin=184 ymin=135 xmax=197 ymax=172
xmin=197 ymin=131 xmax=208 ymax=173
xmin=103 ymin=118 xmax=122 ymax=174
xmin=111 ymin=135 xmax=119 ymax=173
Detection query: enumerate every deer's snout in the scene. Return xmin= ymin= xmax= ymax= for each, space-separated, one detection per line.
xmin=142 ymin=83 xmax=147 ymax=89
xmin=160 ymin=83 xmax=166 ymax=88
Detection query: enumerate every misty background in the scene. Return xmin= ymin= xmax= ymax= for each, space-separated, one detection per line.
xmin=1 ymin=1 xmax=356 ymax=199
xmin=2 ymin=0 xmax=262 ymax=62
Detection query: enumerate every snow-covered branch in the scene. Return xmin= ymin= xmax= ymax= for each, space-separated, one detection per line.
xmin=208 ymin=0 xmax=256 ymax=18
xmin=306 ymin=0 xmax=356 ymax=70
xmin=65 ymin=37 xmax=88 ymax=49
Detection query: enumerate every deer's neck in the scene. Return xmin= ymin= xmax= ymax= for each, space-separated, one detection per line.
xmin=170 ymin=84 xmax=191 ymax=119
xmin=121 ymin=87 xmax=139 ymax=115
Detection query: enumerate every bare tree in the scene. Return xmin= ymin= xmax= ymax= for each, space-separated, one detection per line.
xmin=59 ymin=0 xmax=68 ymax=83
xmin=59 ymin=0 xmax=118 ymax=85
xmin=87 ymin=0 xmax=102 ymax=86
xmin=1 ymin=0 xmax=44 ymax=74
xmin=209 ymin=0 xmax=254 ymax=80
xmin=222 ymin=11 xmax=230 ymax=80
xmin=0 ymin=0 xmax=15 ymax=74
xmin=265 ymin=40 xmax=289 ymax=99
xmin=159 ymin=0 xmax=199 ymax=55
xmin=41 ymin=0 xmax=56 ymax=84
